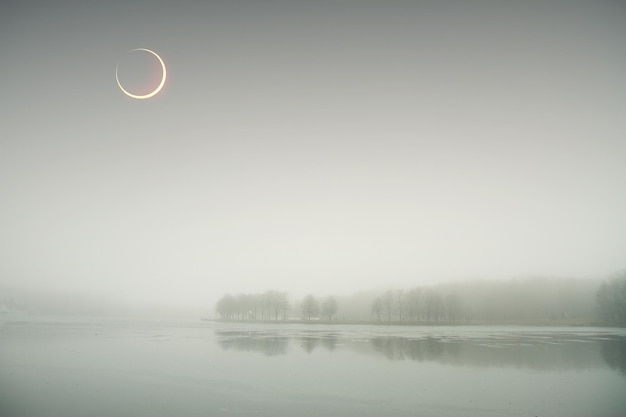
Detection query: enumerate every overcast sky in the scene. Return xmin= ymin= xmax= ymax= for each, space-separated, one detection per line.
xmin=1 ymin=0 xmax=625 ymax=309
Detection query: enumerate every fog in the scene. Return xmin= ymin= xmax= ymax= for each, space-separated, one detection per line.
xmin=1 ymin=0 xmax=625 ymax=315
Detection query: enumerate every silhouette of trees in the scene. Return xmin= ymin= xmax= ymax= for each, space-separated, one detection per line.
xmin=424 ymin=290 xmax=444 ymax=323
xmin=394 ymin=289 xmax=406 ymax=322
xmin=321 ymin=297 xmax=338 ymax=321
xmin=369 ymin=288 xmax=461 ymax=323
xmin=371 ymin=297 xmax=382 ymax=321
xmin=301 ymin=294 xmax=320 ymax=321
xmin=382 ymin=290 xmax=394 ymax=322
xmin=215 ymin=291 xmax=289 ymax=321
xmin=216 ymin=294 xmax=237 ymax=319
xmin=445 ymin=294 xmax=463 ymax=324
xmin=262 ymin=290 xmax=289 ymax=320
xmin=596 ymin=271 xmax=626 ymax=326
xmin=406 ymin=288 xmax=421 ymax=322
xmin=215 ymin=276 xmax=600 ymax=324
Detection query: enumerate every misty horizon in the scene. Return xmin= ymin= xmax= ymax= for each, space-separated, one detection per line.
xmin=0 ymin=274 xmax=608 ymax=320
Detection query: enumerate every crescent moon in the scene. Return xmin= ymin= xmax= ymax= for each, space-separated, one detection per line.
xmin=116 ymin=48 xmax=167 ymax=99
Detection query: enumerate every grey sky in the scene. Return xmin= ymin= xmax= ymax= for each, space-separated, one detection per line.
xmin=1 ymin=0 xmax=625 ymax=309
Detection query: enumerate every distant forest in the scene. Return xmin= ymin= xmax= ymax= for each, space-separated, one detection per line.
xmin=215 ymin=272 xmax=626 ymax=326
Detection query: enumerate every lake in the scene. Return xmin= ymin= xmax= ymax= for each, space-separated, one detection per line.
xmin=1 ymin=317 xmax=625 ymax=417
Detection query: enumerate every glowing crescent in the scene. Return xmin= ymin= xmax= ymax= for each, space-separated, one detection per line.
xmin=116 ymin=48 xmax=167 ymax=99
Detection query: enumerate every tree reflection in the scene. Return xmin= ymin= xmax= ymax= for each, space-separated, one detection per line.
xmin=601 ymin=338 xmax=626 ymax=375
xmin=216 ymin=330 xmax=339 ymax=355
xmin=299 ymin=334 xmax=338 ymax=353
xmin=215 ymin=329 xmax=626 ymax=373
xmin=368 ymin=335 xmax=614 ymax=371
xmin=372 ymin=337 xmax=445 ymax=361
xmin=216 ymin=331 xmax=288 ymax=356
xmin=321 ymin=335 xmax=338 ymax=351
xmin=299 ymin=336 xmax=318 ymax=354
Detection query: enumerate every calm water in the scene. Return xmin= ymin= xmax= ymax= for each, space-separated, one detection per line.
xmin=1 ymin=317 xmax=625 ymax=417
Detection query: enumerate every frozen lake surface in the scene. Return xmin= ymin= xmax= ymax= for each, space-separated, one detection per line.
xmin=1 ymin=317 xmax=625 ymax=417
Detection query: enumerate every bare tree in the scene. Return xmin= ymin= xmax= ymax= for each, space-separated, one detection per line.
xmin=395 ymin=289 xmax=406 ymax=321
xmin=382 ymin=290 xmax=394 ymax=322
xmin=215 ymin=294 xmax=237 ymax=319
xmin=424 ymin=290 xmax=444 ymax=323
xmin=407 ymin=288 xmax=421 ymax=322
xmin=596 ymin=271 xmax=626 ymax=326
xmin=279 ymin=292 xmax=289 ymax=320
xmin=445 ymin=294 xmax=462 ymax=324
xmin=321 ymin=297 xmax=338 ymax=321
xmin=301 ymin=294 xmax=320 ymax=321
xmin=371 ymin=297 xmax=383 ymax=321
xmin=236 ymin=294 xmax=249 ymax=320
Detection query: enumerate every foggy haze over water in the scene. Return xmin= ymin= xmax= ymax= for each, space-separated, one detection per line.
xmin=1 ymin=0 xmax=625 ymax=311
xmin=2 ymin=319 xmax=625 ymax=417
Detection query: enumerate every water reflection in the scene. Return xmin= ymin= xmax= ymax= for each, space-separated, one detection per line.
xmin=299 ymin=334 xmax=338 ymax=353
xmin=216 ymin=328 xmax=626 ymax=373
xmin=299 ymin=336 xmax=317 ymax=354
xmin=216 ymin=331 xmax=288 ymax=356
xmin=601 ymin=338 xmax=626 ymax=375
xmin=369 ymin=336 xmax=610 ymax=370
xmin=216 ymin=330 xmax=340 ymax=355
xmin=321 ymin=335 xmax=338 ymax=351
xmin=372 ymin=336 xmax=446 ymax=361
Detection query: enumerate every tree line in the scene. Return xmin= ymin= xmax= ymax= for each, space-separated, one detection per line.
xmin=215 ymin=290 xmax=289 ymax=320
xmin=215 ymin=290 xmax=339 ymax=321
xmin=214 ymin=272 xmax=626 ymax=326
xmin=596 ymin=271 xmax=626 ymax=326
xmin=370 ymin=289 xmax=465 ymax=324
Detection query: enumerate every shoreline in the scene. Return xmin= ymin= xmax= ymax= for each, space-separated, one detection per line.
xmin=206 ymin=318 xmax=599 ymax=327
